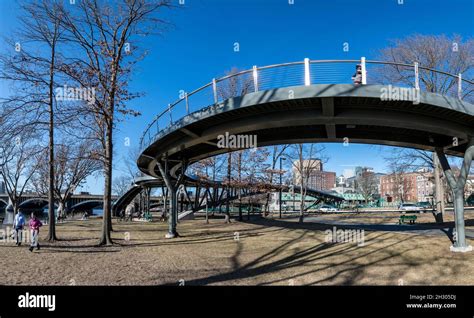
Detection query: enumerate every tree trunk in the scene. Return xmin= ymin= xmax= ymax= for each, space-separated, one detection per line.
xmin=299 ymin=189 xmax=305 ymax=223
xmin=47 ymin=39 xmax=57 ymax=242
xmin=167 ymin=187 xmax=178 ymax=238
xmin=225 ymin=154 xmax=231 ymax=223
xmin=238 ymin=194 xmax=243 ymax=221
xmin=99 ymin=124 xmax=113 ymax=246
xmin=247 ymin=198 xmax=251 ymax=220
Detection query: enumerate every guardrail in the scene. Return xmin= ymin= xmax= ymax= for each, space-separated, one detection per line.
xmin=139 ymin=58 xmax=474 ymax=150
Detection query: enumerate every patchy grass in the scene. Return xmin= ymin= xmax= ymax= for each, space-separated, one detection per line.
xmin=0 ymin=214 xmax=473 ymax=286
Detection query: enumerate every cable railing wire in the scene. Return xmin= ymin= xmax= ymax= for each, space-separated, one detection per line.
xmin=139 ymin=58 xmax=474 ymax=150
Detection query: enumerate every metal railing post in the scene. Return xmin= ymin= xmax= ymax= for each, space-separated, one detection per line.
xmin=212 ymin=78 xmax=218 ymax=104
xmin=168 ymin=103 xmax=172 ymax=126
xmin=361 ymin=57 xmax=367 ymax=85
xmin=253 ymin=65 xmax=258 ymax=92
xmin=304 ymin=58 xmax=311 ymax=86
xmin=414 ymin=62 xmax=420 ymax=91
xmin=458 ymin=73 xmax=462 ymax=99
xmin=185 ymin=92 xmax=189 ymax=114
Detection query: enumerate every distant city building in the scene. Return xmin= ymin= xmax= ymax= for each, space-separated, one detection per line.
xmin=293 ymin=158 xmax=323 ymax=172
xmin=0 ymin=181 xmax=5 ymax=194
xmin=343 ymin=168 xmax=355 ymax=179
xmin=380 ymin=170 xmax=433 ymax=204
xmin=355 ymin=166 xmax=374 ymax=178
xmin=415 ymin=169 xmax=434 ymax=202
xmin=311 ymin=171 xmax=336 ymax=191
xmin=292 ymin=159 xmax=336 ymax=191
xmin=336 ymin=174 xmax=349 ymax=188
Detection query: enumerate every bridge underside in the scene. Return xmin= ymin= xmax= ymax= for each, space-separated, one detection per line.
xmin=136 ymin=84 xmax=474 ymax=249
xmin=138 ymin=84 xmax=474 ymax=177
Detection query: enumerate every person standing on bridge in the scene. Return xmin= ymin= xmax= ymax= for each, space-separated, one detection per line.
xmin=13 ymin=211 xmax=26 ymax=246
xmin=352 ymin=64 xmax=363 ymax=85
xmin=28 ymin=213 xmax=43 ymax=252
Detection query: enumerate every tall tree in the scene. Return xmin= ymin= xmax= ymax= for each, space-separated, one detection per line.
xmin=377 ymin=34 xmax=474 ymax=214
xmin=355 ymin=171 xmax=378 ymax=204
xmin=216 ymin=67 xmax=254 ymax=222
xmin=0 ymin=0 xmax=67 ymax=241
xmin=58 ymin=0 xmax=172 ymax=245
xmin=290 ymin=144 xmax=326 ymax=222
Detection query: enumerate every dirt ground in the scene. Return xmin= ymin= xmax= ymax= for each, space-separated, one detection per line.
xmin=0 ymin=212 xmax=473 ymax=286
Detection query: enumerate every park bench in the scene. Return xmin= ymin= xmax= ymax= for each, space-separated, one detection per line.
xmin=399 ymin=214 xmax=417 ymax=225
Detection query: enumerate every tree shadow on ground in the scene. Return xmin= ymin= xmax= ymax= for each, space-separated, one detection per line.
xmin=172 ymin=217 xmax=453 ymax=286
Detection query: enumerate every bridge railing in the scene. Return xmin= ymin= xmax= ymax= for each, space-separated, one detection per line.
xmin=140 ymin=58 xmax=474 ymax=151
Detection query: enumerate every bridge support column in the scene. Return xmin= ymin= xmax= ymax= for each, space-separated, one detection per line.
xmin=157 ymin=158 xmax=187 ymax=239
xmin=436 ymin=138 xmax=474 ymax=253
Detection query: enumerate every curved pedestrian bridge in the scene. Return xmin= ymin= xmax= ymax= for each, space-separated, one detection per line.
xmin=135 ymin=58 xmax=474 ymax=250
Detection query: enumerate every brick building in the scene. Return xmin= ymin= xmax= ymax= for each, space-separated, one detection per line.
xmin=380 ymin=170 xmax=434 ymax=203
xmin=293 ymin=159 xmax=336 ymax=191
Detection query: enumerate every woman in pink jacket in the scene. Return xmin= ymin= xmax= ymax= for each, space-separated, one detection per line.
xmin=29 ymin=213 xmax=43 ymax=252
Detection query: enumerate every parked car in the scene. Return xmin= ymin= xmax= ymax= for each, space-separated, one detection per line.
xmin=318 ymin=204 xmax=338 ymax=212
xmin=398 ymin=203 xmax=420 ymax=213
xmin=416 ymin=201 xmax=433 ymax=212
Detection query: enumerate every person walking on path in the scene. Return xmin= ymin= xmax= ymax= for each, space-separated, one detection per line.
xmin=13 ymin=211 xmax=26 ymax=246
xmin=28 ymin=213 xmax=43 ymax=252
xmin=125 ymin=202 xmax=135 ymax=222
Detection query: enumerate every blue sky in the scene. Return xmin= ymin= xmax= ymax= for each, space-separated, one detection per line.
xmin=1 ymin=0 xmax=473 ymax=194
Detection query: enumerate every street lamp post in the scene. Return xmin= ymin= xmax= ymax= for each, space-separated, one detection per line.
xmin=279 ymin=157 xmax=286 ymax=219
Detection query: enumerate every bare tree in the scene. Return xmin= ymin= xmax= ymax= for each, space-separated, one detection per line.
xmin=216 ymin=67 xmax=254 ymax=222
xmin=57 ymin=0 xmax=173 ymax=245
xmin=0 ymin=0 xmax=71 ymax=241
xmin=217 ymin=67 xmax=254 ymax=101
xmin=0 ymin=131 xmax=40 ymax=221
xmin=113 ymin=175 xmax=133 ymax=197
xmin=121 ymin=145 xmax=144 ymax=180
xmin=376 ymin=34 xmax=474 ymax=99
xmin=31 ymin=138 xmax=101 ymax=218
xmin=377 ymin=34 xmax=474 ymax=214
xmin=290 ymin=144 xmax=326 ymax=222
xmin=355 ymin=171 xmax=378 ymax=204
xmin=385 ymin=154 xmax=416 ymax=204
